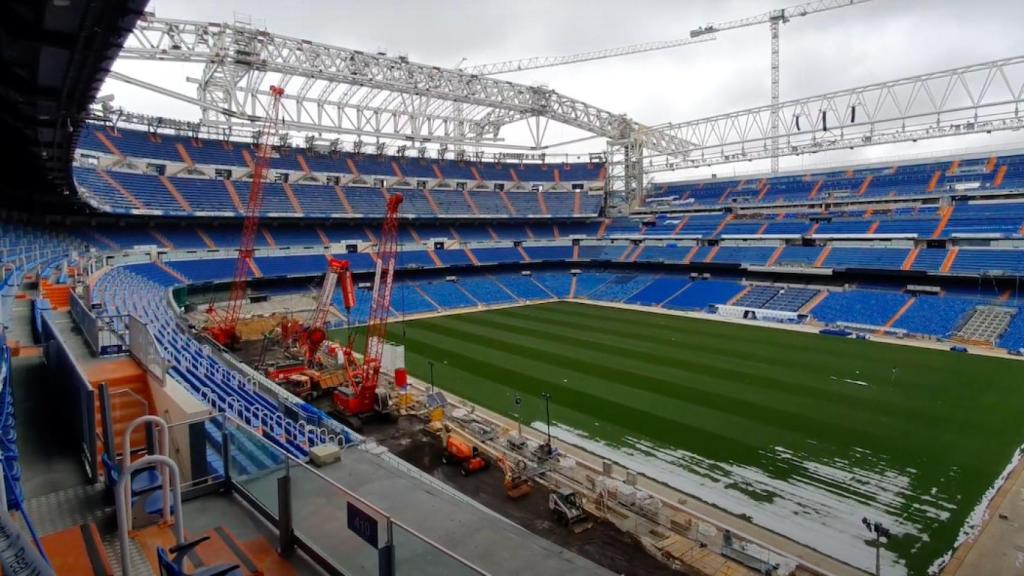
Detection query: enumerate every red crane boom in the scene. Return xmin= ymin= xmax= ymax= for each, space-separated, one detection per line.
xmin=207 ymin=85 xmax=285 ymax=348
xmin=333 ymin=192 xmax=403 ymax=419
xmin=301 ymin=257 xmax=353 ymax=365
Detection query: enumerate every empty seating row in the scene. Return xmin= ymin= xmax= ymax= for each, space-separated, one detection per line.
xmin=647 ymin=153 xmax=1024 ymax=208
xmin=79 ymin=125 xmax=604 ymax=183
xmin=74 ymin=166 xmax=602 ymax=218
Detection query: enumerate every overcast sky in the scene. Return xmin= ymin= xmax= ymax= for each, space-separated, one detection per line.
xmin=105 ymin=0 xmax=1024 ymax=179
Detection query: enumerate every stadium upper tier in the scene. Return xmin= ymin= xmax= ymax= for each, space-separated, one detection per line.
xmin=75 ymin=196 xmax=1024 ymax=253
xmin=73 ymin=124 xmax=604 ymax=218
xmin=645 ymin=153 xmax=1024 ymax=210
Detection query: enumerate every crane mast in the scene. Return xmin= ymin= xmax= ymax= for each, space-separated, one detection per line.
xmin=333 ymin=192 xmax=403 ymax=421
xmin=362 ymin=192 xmax=404 ymax=391
xmin=207 ymin=85 xmax=285 ymax=348
xmin=690 ymin=0 xmax=872 ymax=173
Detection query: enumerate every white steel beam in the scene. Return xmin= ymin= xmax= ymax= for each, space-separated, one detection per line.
xmin=641 ymin=55 xmax=1024 ymax=172
xmin=117 ymin=14 xmax=687 ymax=153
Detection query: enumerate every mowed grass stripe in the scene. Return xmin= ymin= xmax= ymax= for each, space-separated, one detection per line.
xmin=500 ymin=303 xmax=1017 ymax=439
xmin=431 ymin=311 xmax=905 ymax=447
xmin=470 ymin=305 xmax=941 ymax=426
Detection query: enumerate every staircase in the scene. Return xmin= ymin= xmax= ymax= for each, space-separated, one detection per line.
xmin=86 ymin=357 xmax=155 ymax=475
xmin=952 ymin=306 xmax=1016 ymax=345
xmin=39 ymin=280 xmax=72 ymax=309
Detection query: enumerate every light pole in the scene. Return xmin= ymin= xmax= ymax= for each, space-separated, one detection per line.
xmin=541 ymin=392 xmax=552 ymax=456
xmin=513 ymin=393 xmax=523 ymax=438
xmin=427 ymin=360 xmax=435 ymax=393
xmin=862 ymin=517 xmax=891 ymax=576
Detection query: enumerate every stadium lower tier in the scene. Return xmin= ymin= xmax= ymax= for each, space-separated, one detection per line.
xmin=9 ymin=223 xmax=1024 ymax=576
xmin=116 ymin=258 xmax=1024 ymax=352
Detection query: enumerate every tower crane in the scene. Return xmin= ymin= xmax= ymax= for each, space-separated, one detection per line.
xmin=690 ymin=0 xmax=873 ymax=174
xmin=460 ymin=35 xmax=715 ymax=76
xmin=206 ymin=85 xmax=286 ymax=348
xmin=333 ymin=192 xmax=403 ymax=425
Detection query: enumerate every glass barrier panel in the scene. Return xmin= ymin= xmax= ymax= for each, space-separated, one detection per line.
xmin=165 ymin=415 xmax=226 ymax=489
xmin=392 ymin=521 xmax=486 ymax=576
xmin=224 ymin=418 xmax=288 ymax=514
xmin=289 ymin=464 xmax=382 ymax=576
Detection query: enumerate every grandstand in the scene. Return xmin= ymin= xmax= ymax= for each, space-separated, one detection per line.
xmin=1 ymin=2 xmax=1024 ymax=576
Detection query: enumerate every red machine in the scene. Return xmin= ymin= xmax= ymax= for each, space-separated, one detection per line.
xmin=302 ymin=257 xmax=354 ymax=365
xmin=332 ymin=192 xmax=403 ymax=421
xmin=206 ymin=85 xmax=286 ymax=349
xmin=269 ymin=257 xmax=354 ymax=399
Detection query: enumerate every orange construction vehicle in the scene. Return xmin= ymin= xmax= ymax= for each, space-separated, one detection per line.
xmin=441 ymin=435 xmax=488 ymax=477
xmin=496 ymin=455 xmax=532 ymax=499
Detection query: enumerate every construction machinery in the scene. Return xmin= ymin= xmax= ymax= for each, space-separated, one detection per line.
xmin=441 ymin=435 xmax=489 ymax=477
xmin=332 ymin=192 xmax=403 ymax=425
xmin=268 ymin=258 xmax=355 ymax=399
xmin=205 ymin=85 xmax=286 ymax=348
xmin=496 ymin=455 xmax=532 ymax=499
xmin=281 ymin=257 xmax=354 ymax=365
xmin=549 ymin=489 xmax=592 ymax=533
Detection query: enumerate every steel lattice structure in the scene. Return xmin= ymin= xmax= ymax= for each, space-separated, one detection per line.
xmin=639 ymin=55 xmax=1024 ymax=174
xmin=115 ymin=14 xmax=688 ymax=155
xmin=104 ymin=12 xmax=1024 ymax=212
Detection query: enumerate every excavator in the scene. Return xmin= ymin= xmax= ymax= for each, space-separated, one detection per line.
xmin=331 ymin=192 xmax=404 ymax=428
xmin=496 ymin=454 xmax=532 ymax=498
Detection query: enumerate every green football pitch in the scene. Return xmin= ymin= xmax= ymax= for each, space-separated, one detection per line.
xmin=334 ymin=301 xmax=1024 ymax=574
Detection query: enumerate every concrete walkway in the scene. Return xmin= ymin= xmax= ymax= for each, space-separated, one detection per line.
xmin=241 ymin=447 xmax=612 ymax=576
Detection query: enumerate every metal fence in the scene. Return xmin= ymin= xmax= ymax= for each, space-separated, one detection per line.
xmin=69 ymin=291 xmax=129 ymax=357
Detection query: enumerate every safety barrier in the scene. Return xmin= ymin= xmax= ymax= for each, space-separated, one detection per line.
xmin=212 ymin=413 xmax=490 ymax=576
xmin=128 ymin=315 xmax=166 ymax=382
xmin=38 ymin=311 xmax=99 ymax=482
xmin=69 ymin=291 xmax=128 ymax=356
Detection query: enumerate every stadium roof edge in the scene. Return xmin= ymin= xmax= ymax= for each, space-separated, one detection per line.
xmin=0 ymin=0 xmax=146 ymax=210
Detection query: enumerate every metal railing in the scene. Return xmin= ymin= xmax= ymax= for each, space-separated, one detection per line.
xmin=128 ymin=315 xmax=166 ymax=381
xmin=69 ymin=290 xmax=129 ymax=357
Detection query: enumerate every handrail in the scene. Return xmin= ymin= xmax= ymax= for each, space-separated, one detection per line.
xmin=115 ymin=454 xmax=184 ymax=576
xmin=121 ymin=415 xmax=172 ymax=529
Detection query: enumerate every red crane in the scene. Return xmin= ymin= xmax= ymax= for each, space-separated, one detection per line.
xmin=333 ymin=192 xmax=403 ymax=421
xmin=300 ymin=257 xmax=354 ymax=365
xmin=206 ymin=85 xmax=286 ymax=348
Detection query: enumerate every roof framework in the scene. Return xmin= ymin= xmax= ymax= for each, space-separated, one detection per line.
xmin=104 ymin=13 xmax=1024 ymax=212
xmin=114 ymin=15 xmax=688 ymax=155
xmin=640 ymin=55 xmax=1024 ymax=173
